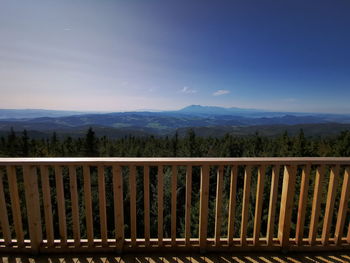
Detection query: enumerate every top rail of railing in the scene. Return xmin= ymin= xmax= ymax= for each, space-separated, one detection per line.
xmin=1 ymin=157 xmax=350 ymax=165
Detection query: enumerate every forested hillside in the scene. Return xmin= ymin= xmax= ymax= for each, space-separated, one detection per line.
xmin=1 ymin=127 xmax=350 ymax=157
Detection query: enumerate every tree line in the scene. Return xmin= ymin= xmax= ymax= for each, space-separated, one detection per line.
xmin=1 ymin=127 xmax=350 ymax=158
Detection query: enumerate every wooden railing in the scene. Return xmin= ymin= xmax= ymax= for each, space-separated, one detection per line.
xmin=0 ymin=158 xmax=350 ymax=254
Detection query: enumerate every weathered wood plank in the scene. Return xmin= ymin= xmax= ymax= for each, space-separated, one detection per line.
xmin=214 ymin=166 xmax=224 ymax=246
xmin=334 ymin=167 xmax=350 ymax=245
xmin=266 ymin=165 xmax=280 ymax=247
xmin=308 ymin=165 xmax=325 ymax=246
xmin=83 ymin=165 xmax=94 ymax=247
xmin=0 ymin=168 xmax=11 ymax=245
xmin=113 ymin=165 xmax=124 ymax=252
xmin=278 ymin=165 xmax=297 ymax=249
xmin=23 ymin=165 xmax=42 ymax=252
xmin=129 ymin=165 xmax=137 ymax=247
xmin=185 ymin=165 xmax=192 ymax=246
xmin=68 ymin=165 xmax=80 ymax=247
xmin=2 ymin=157 xmax=350 ymax=166
xmin=253 ymin=165 xmax=265 ymax=246
xmin=55 ymin=165 xmax=67 ymax=246
xmin=240 ymin=165 xmax=252 ymax=246
xmin=199 ymin=165 xmax=210 ymax=251
xmin=295 ymin=164 xmax=310 ymax=246
xmin=7 ymin=166 xmax=24 ymax=247
xmin=321 ymin=165 xmax=339 ymax=245
xmin=144 ymin=165 xmax=150 ymax=247
xmin=227 ymin=165 xmax=238 ymax=246
xmin=158 ymin=165 xmax=164 ymax=246
xmin=98 ymin=165 xmax=108 ymax=247
xmin=171 ymin=165 xmax=177 ymax=246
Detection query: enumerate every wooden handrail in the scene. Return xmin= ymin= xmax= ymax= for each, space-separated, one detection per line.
xmin=0 ymin=157 xmax=350 ymax=254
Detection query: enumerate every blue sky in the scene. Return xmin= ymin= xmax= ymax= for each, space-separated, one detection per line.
xmin=0 ymin=0 xmax=350 ymax=113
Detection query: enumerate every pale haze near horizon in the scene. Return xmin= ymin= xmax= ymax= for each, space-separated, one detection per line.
xmin=1 ymin=0 xmax=350 ymax=113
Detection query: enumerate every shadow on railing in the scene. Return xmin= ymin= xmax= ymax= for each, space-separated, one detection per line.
xmin=0 ymin=158 xmax=350 ymax=253
xmin=1 ymin=252 xmax=350 ymax=263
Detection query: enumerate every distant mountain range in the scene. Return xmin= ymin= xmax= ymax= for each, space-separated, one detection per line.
xmin=0 ymin=105 xmax=349 ymax=138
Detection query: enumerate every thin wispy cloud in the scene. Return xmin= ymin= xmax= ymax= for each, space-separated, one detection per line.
xmin=283 ymin=98 xmax=297 ymax=102
xmin=213 ymin=89 xmax=230 ymax=96
xmin=180 ymin=86 xmax=197 ymax=94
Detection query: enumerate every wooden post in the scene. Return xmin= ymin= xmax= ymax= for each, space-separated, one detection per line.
xmin=144 ymin=165 xmax=150 ymax=247
xmin=55 ymin=165 xmax=67 ymax=247
xmin=158 ymin=165 xmax=164 ymax=247
xmin=7 ymin=166 xmax=24 ymax=247
xmin=199 ymin=165 xmax=210 ymax=252
xmin=129 ymin=165 xmax=137 ymax=247
xmin=227 ymin=165 xmax=237 ymax=246
xmin=68 ymin=165 xmax=80 ymax=247
xmin=308 ymin=165 xmax=325 ymax=246
xmin=113 ymin=165 xmax=124 ymax=252
xmin=253 ymin=165 xmax=265 ymax=246
xmin=40 ymin=166 xmax=54 ymax=247
xmin=266 ymin=165 xmax=280 ymax=247
xmin=185 ymin=165 xmax=192 ymax=246
xmin=321 ymin=165 xmax=339 ymax=245
xmin=23 ymin=166 xmax=42 ymax=253
xmin=295 ymin=164 xmax=310 ymax=246
xmin=278 ymin=165 xmax=297 ymax=250
xmin=240 ymin=165 xmax=252 ymax=246
xmin=98 ymin=165 xmax=108 ymax=247
xmin=334 ymin=167 xmax=350 ymax=245
xmin=171 ymin=165 xmax=177 ymax=246
xmin=83 ymin=165 xmax=94 ymax=247
xmin=214 ymin=165 xmax=224 ymax=246
xmin=0 ymin=168 xmax=11 ymax=245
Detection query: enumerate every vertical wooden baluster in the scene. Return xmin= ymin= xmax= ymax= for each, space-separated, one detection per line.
xmin=144 ymin=165 xmax=150 ymax=247
xmin=158 ymin=165 xmax=164 ymax=247
xmin=240 ymin=165 xmax=252 ymax=247
xmin=68 ymin=165 xmax=80 ymax=248
xmin=199 ymin=165 xmax=210 ymax=252
xmin=171 ymin=165 xmax=177 ymax=246
xmin=185 ymin=165 xmax=192 ymax=246
xmin=7 ymin=166 xmax=24 ymax=247
xmin=214 ymin=165 xmax=224 ymax=247
xmin=227 ymin=165 xmax=238 ymax=246
xmin=348 ymin=222 xmax=350 ymax=244
xmin=129 ymin=165 xmax=137 ymax=247
xmin=266 ymin=165 xmax=280 ymax=247
xmin=253 ymin=165 xmax=266 ymax=246
xmin=295 ymin=164 xmax=310 ymax=246
xmin=83 ymin=165 xmax=94 ymax=247
xmin=308 ymin=165 xmax=325 ymax=246
xmin=23 ymin=166 xmax=42 ymax=253
xmin=0 ymin=168 xmax=11 ymax=245
xmin=278 ymin=165 xmax=297 ymax=250
xmin=98 ymin=165 xmax=108 ymax=247
xmin=334 ymin=167 xmax=350 ymax=245
xmin=113 ymin=165 xmax=124 ymax=252
xmin=55 ymin=165 xmax=67 ymax=246
xmin=322 ymin=165 xmax=340 ymax=245
xmin=40 ymin=166 xmax=54 ymax=247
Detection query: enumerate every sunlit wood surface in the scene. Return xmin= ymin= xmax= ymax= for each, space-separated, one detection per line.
xmin=1 ymin=252 xmax=350 ymax=263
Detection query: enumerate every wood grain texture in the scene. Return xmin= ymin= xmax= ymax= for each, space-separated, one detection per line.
xmin=240 ymin=165 xmax=252 ymax=246
xmin=278 ymin=165 xmax=297 ymax=249
xmin=266 ymin=165 xmax=280 ymax=247
xmin=334 ymin=167 xmax=350 ymax=245
xmin=308 ymin=165 xmax=325 ymax=246
xmin=295 ymin=165 xmax=310 ymax=246
xmin=227 ymin=165 xmax=238 ymax=246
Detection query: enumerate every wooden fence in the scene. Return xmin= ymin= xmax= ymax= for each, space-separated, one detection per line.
xmin=0 ymin=158 xmax=350 ymax=253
